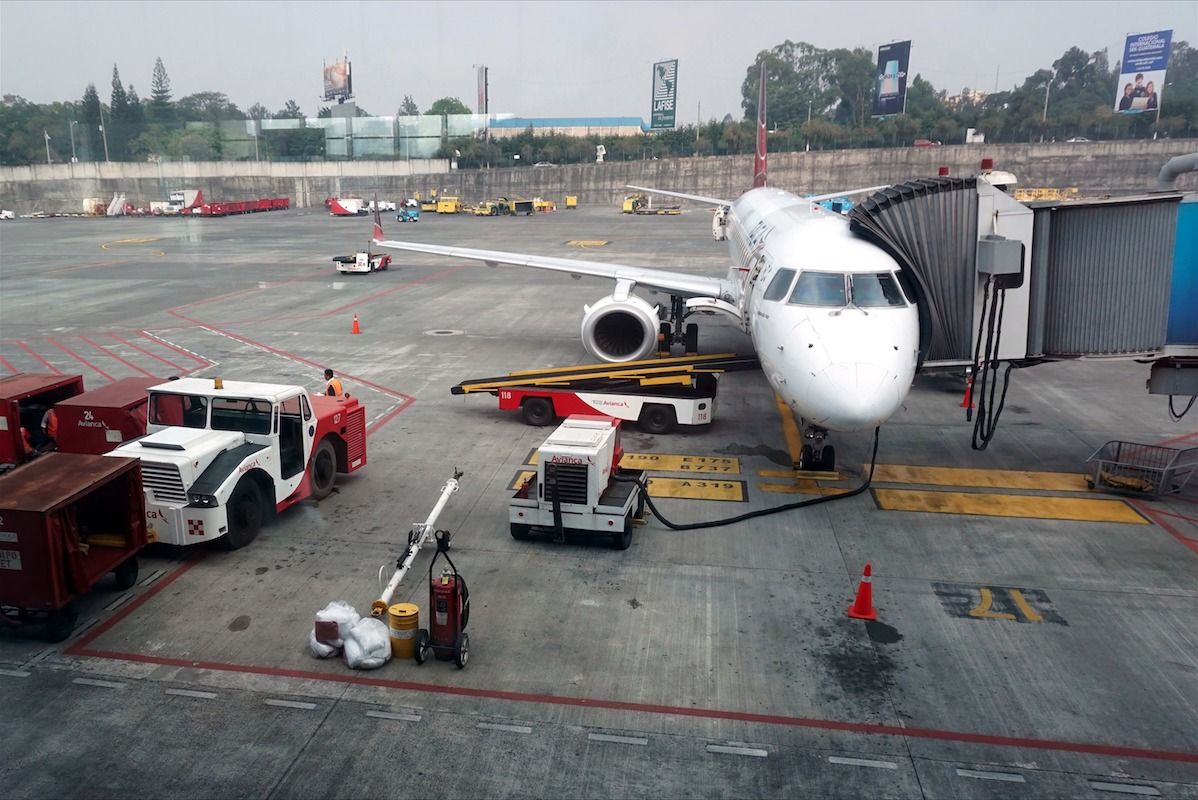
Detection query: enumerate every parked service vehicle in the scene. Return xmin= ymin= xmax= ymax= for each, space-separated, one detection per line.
xmin=333 ymin=251 xmax=392 ymax=274
xmin=107 ymin=378 xmax=367 ymax=549
xmin=509 ymin=416 xmax=645 ymax=549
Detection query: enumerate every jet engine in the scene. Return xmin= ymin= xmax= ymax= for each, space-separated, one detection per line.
xmin=580 ymin=294 xmax=660 ymax=362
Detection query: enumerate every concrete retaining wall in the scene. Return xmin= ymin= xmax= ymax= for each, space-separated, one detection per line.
xmin=2 ymin=140 xmax=1195 ymax=214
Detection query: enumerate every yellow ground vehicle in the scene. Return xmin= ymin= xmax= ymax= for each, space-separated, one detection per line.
xmin=533 ymin=198 xmax=556 ymax=213
xmin=565 ymin=195 xmax=578 ymax=209
xmin=416 ymin=190 xmax=439 ymax=213
xmin=621 ymin=194 xmax=646 ymax=213
xmin=436 ymin=196 xmax=463 ymax=214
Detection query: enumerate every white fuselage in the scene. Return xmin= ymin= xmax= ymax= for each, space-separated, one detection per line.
xmin=726 ymin=188 xmax=919 ymax=431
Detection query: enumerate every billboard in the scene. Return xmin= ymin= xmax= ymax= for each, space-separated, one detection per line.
xmin=323 ymin=59 xmax=352 ymax=102
xmin=651 ymin=59 xmax=678 ymax=130
xmin=1115 ymin=30 xmax=1171 ymax=114
xmin=871 ymin=40 xmax=911 ymax=117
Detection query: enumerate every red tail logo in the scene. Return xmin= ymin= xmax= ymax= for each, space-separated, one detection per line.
xmin=752 ymin=63 xmax=768 ymax=188
xmin=372 ymin=194 xmax=384 ymax=242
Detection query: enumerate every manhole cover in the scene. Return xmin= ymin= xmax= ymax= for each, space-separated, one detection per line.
xmin=425 ymin=329 xmax=464 ymax=336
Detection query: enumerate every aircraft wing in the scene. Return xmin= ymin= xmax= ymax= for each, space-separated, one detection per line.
xmin=626 ymin=185 xmax=732 ymax=207
xmin=371 ymin=237 xmax=729 ymax=299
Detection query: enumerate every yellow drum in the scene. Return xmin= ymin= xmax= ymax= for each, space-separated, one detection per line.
xmin=387 ymin=603 xmax=420 ymax=658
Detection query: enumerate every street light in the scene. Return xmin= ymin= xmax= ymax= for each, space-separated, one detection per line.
xmin=98 ymin=106 xmax=111 ymax=162
xmin=43 ymin=130 xmax=52 ymax=165
xmin=69 ymin=121 xmax=79 ymax=163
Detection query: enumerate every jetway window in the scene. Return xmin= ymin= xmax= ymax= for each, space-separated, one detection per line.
xmin=790 ymin=272 xmax=847 ymax=307
xmin=763 ymin=269 xmax=796 ymax=302
xmin=850 ymin=273 xmax=907 ymax=307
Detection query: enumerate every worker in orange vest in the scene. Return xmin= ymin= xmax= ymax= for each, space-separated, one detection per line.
xmin=323 ymin=369 xmax=344 ymax=397
xmin=20 ymin=426 xmax=33 ymax=458
xmin=41 ymin=408 xmax=58 ymax=448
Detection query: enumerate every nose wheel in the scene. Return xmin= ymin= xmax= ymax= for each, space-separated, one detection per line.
xmin=799 ymin=427 xmax=836 ymax=472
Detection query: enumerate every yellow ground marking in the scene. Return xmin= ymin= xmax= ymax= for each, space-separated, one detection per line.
xmin=759 ymin=480 xmax=846 ymax=496
xmin=645 ymin=477 xmax=746 ymax=502
xmin=565 ymin=240 xmax=608 ymax=248
xmin=510 ymin=471 xmax=744 ymax=501
xmin=524 ymin=450 xmax=740 ymax=474
xmin=1009 ymin=589 xmax=1043 ymax=623
xmin=969 ymin=588 xmax=1017 ymax=621
xmin=869 ymin=464 xmax=1090 ymax=492
xmin=774 ymin=393 xmax=805 ymax=466
xmin=872 ymin=489 xmax=1147 ymax=524
xmin=101 ymin=237 xmax=160 ymax=249
xmin=759 ymin=467 xmax=841 ymax=480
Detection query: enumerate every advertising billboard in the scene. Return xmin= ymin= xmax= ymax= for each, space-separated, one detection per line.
xmin=651 ymin=59 xmax=678 ymax=130
xmin=871 ymin=40 xmax=911 ymax=117
xmin=1115 ymin=30 xmax=1171 ymax=114
xmin=323 ymin=59 xmax=352 ymax=103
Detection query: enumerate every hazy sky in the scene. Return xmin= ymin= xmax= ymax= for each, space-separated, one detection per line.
xmin=2 ymin=1 xmax=1194 ymax=121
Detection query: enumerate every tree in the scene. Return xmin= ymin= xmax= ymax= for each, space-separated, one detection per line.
xmin=247 ymin=103 xmax=270 ymax=120
xmin=425 ymin=97 xmax=470 ymax=116
xmin=176 ymin=91 xmax=242 ymax=123
xmin=399 ymin=95 xmax=419 ymax=116
xmin=149 ymin=56 xmax=173 ymax=123
xmin=109 ymin=64 xmax=130 ymax=158
xmin=274 ymin=99 xmax=304 ymax=119
xmin=80 ymin=83 xmax=102 ymax=160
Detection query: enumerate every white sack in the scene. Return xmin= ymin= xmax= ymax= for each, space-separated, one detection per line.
xmin=308 ymin=628 xmax=340 ymax=659
xmin=343 ymin=617 xmax=391 ymax=670
xmin=314 ymin=600 xmax=360 ymax=647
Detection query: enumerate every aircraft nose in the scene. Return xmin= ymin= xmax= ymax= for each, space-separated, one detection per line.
xmin=804 ymin=362 xmax=903 ymax=429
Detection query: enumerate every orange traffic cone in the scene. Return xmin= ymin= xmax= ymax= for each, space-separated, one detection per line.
xmin=351 ymin=314 xmax=361 ymax=335
xmin=847 ymin=562 xmax=878 ymax=621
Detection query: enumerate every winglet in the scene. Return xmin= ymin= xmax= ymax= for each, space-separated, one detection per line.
xmin=752 ymin=62 xmax=768 ymax=189
xmin=372 ymin=193 xmax=384 ymax=242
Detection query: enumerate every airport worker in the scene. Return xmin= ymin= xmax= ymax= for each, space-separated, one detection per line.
xmin=40 ymin=407 xmax=58 ymax=447
xmin=324 ymin=369 xmax=344 ymax=398
xmin=20 ymin=425 xmax=33 ymax=457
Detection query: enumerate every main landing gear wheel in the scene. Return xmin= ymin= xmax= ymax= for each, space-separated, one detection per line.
xmin=521 ymin=397 xmax=554 ymax=426
xmin=310 ymin=438 xmax=337 ymax=500
xmin=454 ymin=632 xmax=470 ymax=668
xmin=221 ymin=479 xmax=262 ymax=550
xmin=414 ymin=629 xmax=430 ymax=664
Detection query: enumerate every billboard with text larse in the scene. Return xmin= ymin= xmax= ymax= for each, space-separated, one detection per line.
xmin=651 ymin=59 xmax=677 ymax=129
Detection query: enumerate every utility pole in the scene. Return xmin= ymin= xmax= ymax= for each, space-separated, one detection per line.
xmin=98 ymin=106 xmax=111 ymax=162
xmin=69 ymin=121 xmax=79 ymax=162
xmin=1040 ymin=71 xmax=1052 ymax=142
xmin=44 ymin=130 xmax=52 ymax=164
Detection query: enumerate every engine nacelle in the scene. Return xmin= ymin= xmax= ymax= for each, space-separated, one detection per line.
xmin=580 ymin=294 xmax=660 ymax=362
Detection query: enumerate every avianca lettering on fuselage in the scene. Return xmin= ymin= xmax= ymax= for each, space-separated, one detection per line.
xmin=725 ymin=187 xmax=918 ymax=431
xmin=369 ymin=63 xmax=920 ymax=467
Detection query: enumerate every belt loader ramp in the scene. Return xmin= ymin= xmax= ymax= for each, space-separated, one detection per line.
xmin=451 ymin=353 xmax=759 ymax=433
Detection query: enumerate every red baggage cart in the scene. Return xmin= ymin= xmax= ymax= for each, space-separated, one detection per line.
xmin=55 ymin=377 xmax=159 ymax=455
xmin=0 ymin=454 xmax=148 ymax=641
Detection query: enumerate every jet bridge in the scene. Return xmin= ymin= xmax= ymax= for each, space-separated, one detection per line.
xmin=847 ymin=175 xmax=1196 ymax=438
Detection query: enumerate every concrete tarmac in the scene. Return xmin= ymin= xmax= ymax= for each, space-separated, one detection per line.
xmin=1 ymin=206 xmax=1196 ymax=799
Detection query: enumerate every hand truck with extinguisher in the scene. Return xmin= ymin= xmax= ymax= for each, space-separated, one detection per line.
xmin=414 ymin=529 xmax=470 ymax=668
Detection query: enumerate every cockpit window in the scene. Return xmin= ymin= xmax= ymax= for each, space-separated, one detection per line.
xmin=850 ymin=273 xmax=907 ymax=307
xmin=789 ymin=272 xmax=847 ymax=307
xmin=762 ymin=268 xmax=796 ymax=302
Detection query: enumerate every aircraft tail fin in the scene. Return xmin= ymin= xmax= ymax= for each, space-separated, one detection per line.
xmin=372 ymin=193 xmax=384 ymax=242
xmin=752 ymin=62 xmax=768 ymax=189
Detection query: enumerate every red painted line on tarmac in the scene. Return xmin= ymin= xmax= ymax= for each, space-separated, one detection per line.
xmin=321 ymin=263 xmax=470 ymax=316
xmin=1132 ymin=501 xmax=1198 ymax=556
xmin=109 ymin=334 xmax=185 ymax=373
xmin=169 ymin=285 xmax=262 ymax=312
xmin=47 ymin=337 xmax=115 ymax=382
xmin=66 ymin=556 xmax=203 ymax=654
xmin=15 ymin=341 xmax=61 ymax=373
xmin=1144 ymin=507 xmax=1198 ymax=526
xmin=79 ymin=335 xmax=157 ymax=378
xmin=365 ymin=402 xmax=410 ymax=436
xmin=137 ymin=332 xmax=209 ymax=366
xmin=0 ymin=354 xmax=16 ymax=373
xmin=167 ymin=309 xmax=415 ymax=417
xmin=68 ymin=641 xmax=1198 ymax=765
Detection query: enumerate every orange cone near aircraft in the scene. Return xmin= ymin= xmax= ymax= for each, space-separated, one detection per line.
xmin=847 ymin=562 xmax=878 ymax=621
xmin=352 ymin=314 xmax=361 ymax=335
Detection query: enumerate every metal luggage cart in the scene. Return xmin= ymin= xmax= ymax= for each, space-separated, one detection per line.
xmin=1084 ymin=441 xmax=1198 ymax=498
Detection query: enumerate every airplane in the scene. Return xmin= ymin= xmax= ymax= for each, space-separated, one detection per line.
xmin=370 ymin=65 xmax=920 ymax=471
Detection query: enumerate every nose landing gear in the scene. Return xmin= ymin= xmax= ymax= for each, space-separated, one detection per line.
xmin=799 ymin=425 xmax=836 ymax=472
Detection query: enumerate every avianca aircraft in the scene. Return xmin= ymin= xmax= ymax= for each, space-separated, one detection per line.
xmin=371 ymin=66 xmax=919 ymax=470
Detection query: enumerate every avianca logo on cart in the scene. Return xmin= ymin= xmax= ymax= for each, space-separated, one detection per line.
xmin=239 ymin=459 xmax=261 ymax=473
xmin=592 ymin=399 xmax=631 ymax=409
xmin=76 ymin=410 xmax=109 ymax=429
xmin=549 ymin=455 xmax=589 ymax=465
